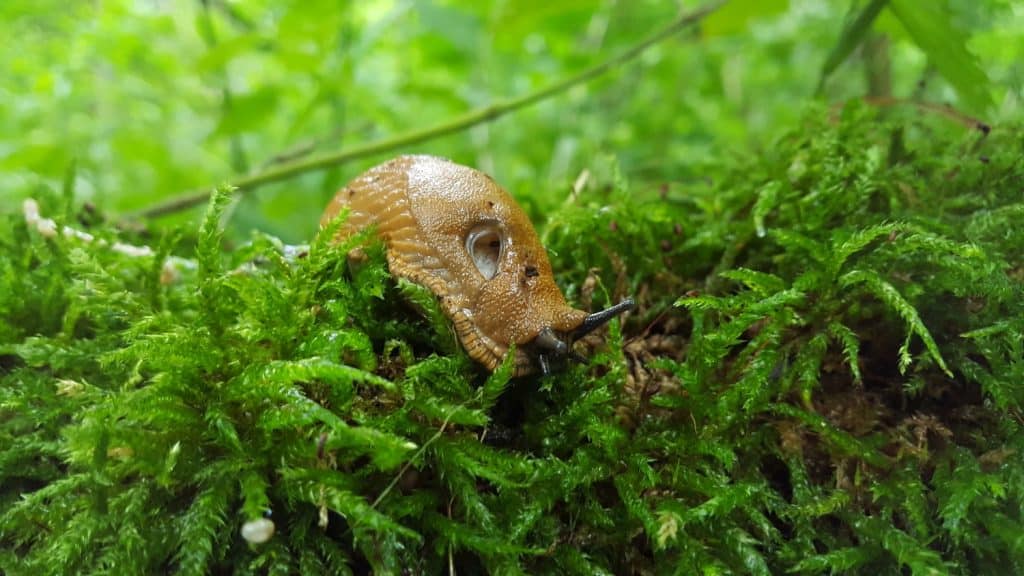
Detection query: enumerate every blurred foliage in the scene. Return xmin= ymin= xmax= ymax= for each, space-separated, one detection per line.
xmin=2 ymin=0 xmax=1023 ymax=574
xmin=1 ymin=0 xmax=1020 ymax=240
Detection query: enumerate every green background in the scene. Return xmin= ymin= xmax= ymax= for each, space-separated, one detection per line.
xmin=2 ymin=0 xmax=1019 ymax=238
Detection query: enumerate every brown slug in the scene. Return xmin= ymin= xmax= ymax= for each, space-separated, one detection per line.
xmin=320 ymin=155 xmax=634 ymax=376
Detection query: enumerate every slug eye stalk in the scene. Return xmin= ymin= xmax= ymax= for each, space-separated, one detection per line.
xmin=531 ymin=298 xmax=636 ymax=375
xmin=573 ymin=298 xmax=636 ymax=339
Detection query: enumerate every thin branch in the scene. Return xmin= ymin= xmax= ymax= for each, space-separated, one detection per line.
xmin=128 ymin=1 xmax=724 ymax=220
xmin=830 ymin=96 xmax=991 ymax=133
xmin=336 ymin=403 xmax=458 ymax=540
xmin=860 ymin=96 xmax=991 ymax=133
xmin=368 ymin=409 xmax=452 ymax=512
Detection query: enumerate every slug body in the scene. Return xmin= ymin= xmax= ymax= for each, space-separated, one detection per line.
xmin=321 ymin=155 xmax=632 ymax=376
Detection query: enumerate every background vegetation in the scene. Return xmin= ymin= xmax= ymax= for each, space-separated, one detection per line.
xmin=1 ymin=0 xmax=1022 ymax=574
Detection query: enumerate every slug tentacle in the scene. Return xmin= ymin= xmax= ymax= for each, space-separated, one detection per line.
xmin=573 ymin=298 xmax=637 ymax=339
xmin=534 ymin=327 xmax=568 ymax=355
xmin=321 ymin=155 xmax=633 ymax=376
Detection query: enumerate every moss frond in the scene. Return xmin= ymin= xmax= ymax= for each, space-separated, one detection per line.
xmin=2 ymin=110 xmax=1022 ymax=574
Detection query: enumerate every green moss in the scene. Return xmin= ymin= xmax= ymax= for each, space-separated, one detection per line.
xmin=2 ymin=107 xmax=1022 ymax=574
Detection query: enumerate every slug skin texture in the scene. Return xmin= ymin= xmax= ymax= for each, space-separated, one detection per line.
xmin=321 ymin=155 xmax=588 ymax=376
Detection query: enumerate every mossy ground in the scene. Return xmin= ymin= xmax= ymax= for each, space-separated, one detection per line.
xmin=2 ymin=105 xmax=1022 ymax=574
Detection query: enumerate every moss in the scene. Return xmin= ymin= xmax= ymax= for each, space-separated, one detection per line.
xmin=2 ymin=106 xmax=1022 ymax=574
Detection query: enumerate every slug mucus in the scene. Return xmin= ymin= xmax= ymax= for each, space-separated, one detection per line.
xmin=321 ymin=155 xmax=634 ymax=376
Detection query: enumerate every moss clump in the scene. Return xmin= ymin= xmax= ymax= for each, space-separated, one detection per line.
xmin=2 ymin=105 xmax=1022 ymax=574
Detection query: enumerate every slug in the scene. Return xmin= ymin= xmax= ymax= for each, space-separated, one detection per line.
xmin=320 ymin=155 xmax=634 ymax=376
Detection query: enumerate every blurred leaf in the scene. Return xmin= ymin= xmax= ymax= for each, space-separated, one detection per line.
xmin=196 ymin=33 xmax=262 ymax=74
xmin=817 ymin=0 xmax=890 ymax=93
xmin=703 ymin=0 xmax=788 ymax=37
xmin=415 ymin=1 xmax=481 ymax=52
xmin=888 ymin=0 xmax=994 ymax=112
xmin=211 ymin=88 xmax=281 ymax=138
xmin=0 ymin=142 xmax=73 ymax=176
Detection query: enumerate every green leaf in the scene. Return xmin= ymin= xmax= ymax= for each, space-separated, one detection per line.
xmin=703 ymin=0 xmax=789 ymax=37
xmin=197 ymin=185 xmax=235 ymax=284
xmin=817 ymin=0 xmax=890 ymax=93
xmin=830 ymin=222 xmax=906 ymax=273
xmin=396 ymin=277 xmax=457 ymax=352
xmin=240 ymin=471 xmax=271 ymax=520
xmin=305 ymin=478 xmax=420 ymax=542
xmin=888 ymin=0 xmax=993 ymax=112
xmin=828 ymin=321 xmax=863 ymax=384
xmin=718 ymin=268 xmax=787 ymax=295
xmin=840 ymin=269 xmax=951 ymax=376
xmin=479 ymin=344 xmax=515 ymax=410
xmin=858 ymin=516 xmax=951 ymax=574
xmin=793 ymin=547 xmax=877 ymax=574
xmin=752 ymin=181 xmax=781 ymax=238
xmin=175 ymin=479 xmax=233 ymax=576
xmin=211 ymin=88 xmax=282 ymax=137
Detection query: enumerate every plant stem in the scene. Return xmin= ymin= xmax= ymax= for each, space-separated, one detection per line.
xmin=128 ymin=1 xmax=724 ymax=220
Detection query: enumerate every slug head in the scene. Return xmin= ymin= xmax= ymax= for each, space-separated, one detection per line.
xmin=402 ymin=156 xmax=634 ymax=375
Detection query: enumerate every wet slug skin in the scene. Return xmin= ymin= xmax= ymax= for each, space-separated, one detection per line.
xmin=321 ymin=155 xmax=633 ymax=376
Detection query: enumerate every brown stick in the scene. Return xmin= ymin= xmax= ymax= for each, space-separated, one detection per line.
xmin=838 ymin=96 xmax=991 ymax=133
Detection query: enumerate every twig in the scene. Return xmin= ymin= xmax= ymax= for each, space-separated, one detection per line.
xmin=447 ymin=495 xmax=456 ymax=576
xmin=256 ymin=123 xmax=357 ymax=171
xmin=336 ymin=403 xmax=459 ymax=540
xmin=259 ymin=139 xmax=318 ymax=170
xmin=839 ymin=96 xmax=991 ymax=133
xmin=22 ymin=199 xmax=197 ymax=281
xmin=127 ymin=2 xmax=725 ymax=220
xmin=24 ymin=198 xmax=152 ymax=257
xmin=368 ymin=408 xmax=453 ymax=511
